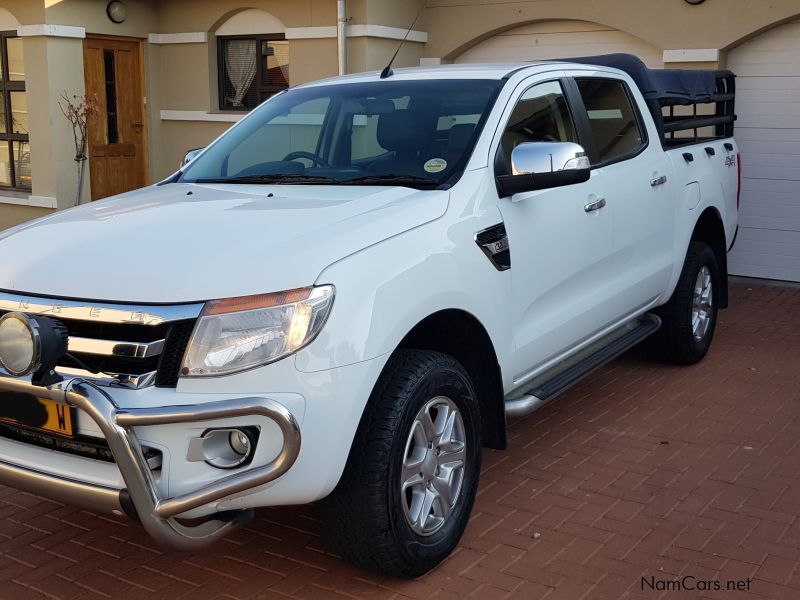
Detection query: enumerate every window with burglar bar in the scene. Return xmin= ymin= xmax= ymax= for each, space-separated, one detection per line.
xmin=218 ymin=35 xmax=289 ymax=111
xmin=0 ymin=31 xmax=30 ymax=191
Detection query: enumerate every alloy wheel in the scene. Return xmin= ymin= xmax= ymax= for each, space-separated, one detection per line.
xmin=400 ymin=396 xmax=467 ymax=536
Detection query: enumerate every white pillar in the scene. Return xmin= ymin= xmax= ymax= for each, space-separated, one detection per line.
xmin=337 ymin=0 xmax=347 ymax=75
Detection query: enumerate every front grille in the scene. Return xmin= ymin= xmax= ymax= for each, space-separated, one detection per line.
xmin=156 ymin=320 xmax=196 ymax=387
xmin=0 ymin=292 xmax=202 ymax=389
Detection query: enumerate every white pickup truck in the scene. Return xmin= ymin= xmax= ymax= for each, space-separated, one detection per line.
xmin=0 ymin=54 xmax=738 ymax=576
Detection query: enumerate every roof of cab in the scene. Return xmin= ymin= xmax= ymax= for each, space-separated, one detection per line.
xmin=298 ymin=61 xmax=586 ymax=87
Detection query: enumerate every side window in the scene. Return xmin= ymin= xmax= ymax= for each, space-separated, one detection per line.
xmin=576 ymin=78 xmax=645 ymax=165
xmin=500 ymin=80 xmax=577 ymax=168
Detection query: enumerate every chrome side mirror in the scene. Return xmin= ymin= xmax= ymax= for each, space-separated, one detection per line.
xmin=496 ymin=141 xmax=591 ymax=197
xmin=181 ymin=147 xmax=205 ymax=168
xmin=511 ymin=141 xmax=590 ymax=175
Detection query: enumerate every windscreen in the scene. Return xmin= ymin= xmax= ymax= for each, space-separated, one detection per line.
xmin=179 ymin=79 xmax=503 ymax=189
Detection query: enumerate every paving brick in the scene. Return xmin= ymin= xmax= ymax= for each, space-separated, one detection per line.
xmin=756 ymin=554 xmax=798 ymax=585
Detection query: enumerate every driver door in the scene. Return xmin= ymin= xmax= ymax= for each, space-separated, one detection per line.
xmin=495 ymin=78 xmax=619 ymax=381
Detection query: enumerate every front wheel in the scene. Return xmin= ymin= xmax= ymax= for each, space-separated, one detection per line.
xmin=327 ymin=349 xmax=481 ymax=578
xmin=651 ymin=241 xmax=721 ymax=364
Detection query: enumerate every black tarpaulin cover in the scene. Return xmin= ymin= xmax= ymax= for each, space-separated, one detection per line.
xmin=553 ymin=53 xmax=718 ymax=104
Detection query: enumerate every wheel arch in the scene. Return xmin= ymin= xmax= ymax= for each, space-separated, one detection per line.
xmin=690 ymin=207 xmax=729 ymax=308
xmin=396 ymin=309 xmax=507 ymax=450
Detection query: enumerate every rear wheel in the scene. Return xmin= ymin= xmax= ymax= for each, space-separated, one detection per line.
xmin=327 ymin=349 xmax=481 ymax=577
xmin=651 ymin=241 xmax=720 ymax=364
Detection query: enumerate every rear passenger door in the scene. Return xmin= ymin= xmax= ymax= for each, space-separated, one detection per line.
xmin=569 ymin=74 xmax=676 ymax=313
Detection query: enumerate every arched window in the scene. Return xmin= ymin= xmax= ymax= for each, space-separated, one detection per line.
xmin=216 ymin=9 xmax=289 ymax=111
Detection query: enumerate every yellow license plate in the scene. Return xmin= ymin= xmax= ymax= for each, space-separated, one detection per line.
xmin=0 ymin=395 xmax=75 ymax=437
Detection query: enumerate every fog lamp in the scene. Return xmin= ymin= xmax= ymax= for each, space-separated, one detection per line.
xmin=187 ymin=427 xmax=258 ymax=469
xmin=0 ymin=312 xmax=68 ymax=379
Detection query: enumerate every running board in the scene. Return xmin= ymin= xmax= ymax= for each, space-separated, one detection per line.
xmin=505 ymin=314 xmax=661 ymax=418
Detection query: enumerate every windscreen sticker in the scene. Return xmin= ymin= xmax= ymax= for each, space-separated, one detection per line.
xmin=423 ymin=158 xmax=448 ymax=173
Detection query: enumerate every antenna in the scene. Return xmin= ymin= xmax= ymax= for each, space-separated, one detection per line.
xmin=380 ymin=5 xmax=425 ymax=79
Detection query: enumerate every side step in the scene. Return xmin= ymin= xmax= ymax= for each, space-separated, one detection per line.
xmin=505 ymin=314 xmax=661 ymax=418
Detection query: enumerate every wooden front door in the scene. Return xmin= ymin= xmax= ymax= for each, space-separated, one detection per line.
xmin=83 ymin=36 xmax=147 ymax=200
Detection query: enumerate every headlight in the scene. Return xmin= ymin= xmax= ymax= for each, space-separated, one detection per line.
xmin=180 ymin=285 xmax=334 ymax=377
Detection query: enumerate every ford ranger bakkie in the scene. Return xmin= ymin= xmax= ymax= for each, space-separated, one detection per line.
xmin=0 ymin=54 xmax=738 ymax=576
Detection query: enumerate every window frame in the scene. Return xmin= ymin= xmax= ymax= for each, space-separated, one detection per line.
xmin=565 ymin=76 xmax=649 ymax=168
xmin=217 ymin=33 xmax=289 ymax=112
xmin=0 ymin=31 xmax=30 ymax=192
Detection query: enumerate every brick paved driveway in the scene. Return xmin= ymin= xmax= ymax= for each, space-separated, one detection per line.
xmin=0 ymin=281 xmax=799 ymax=600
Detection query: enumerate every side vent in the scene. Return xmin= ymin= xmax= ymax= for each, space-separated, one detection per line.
xmin=475 ymin=223 xmax=511 ymax=271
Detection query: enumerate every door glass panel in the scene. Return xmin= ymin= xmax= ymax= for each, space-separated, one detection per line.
xmin=6 ymin=37 xmax=24 ymax=81
xmin=576 ymin=78 xmax=645 ymax=164
xmin=499 ymin=80 xmax=577 ymax=169
xmin=0 ymin=95 xmax=5 ymax=134
xmin=13 ymin=141 xmax=31 ymax=189
xmin=10 ymin=91 xmax=28 ymax=134
xmin=0 ymin=141 xmax=11 ymax=186
xmin=103 ymin=50 xmax=119 ymax=144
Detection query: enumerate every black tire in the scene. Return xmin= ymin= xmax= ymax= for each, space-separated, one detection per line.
xmin=327 ymin=349 xmax=481 ymax=578
xmin=651 ymin=241 xmax=721 ymax=364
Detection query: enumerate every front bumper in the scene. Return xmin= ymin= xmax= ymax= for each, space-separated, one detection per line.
xmin=0 ymin=373 xmax=300 ymax=550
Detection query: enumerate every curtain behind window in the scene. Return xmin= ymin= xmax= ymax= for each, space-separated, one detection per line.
xmin=225 ymin=40 xmax=257 ymax=107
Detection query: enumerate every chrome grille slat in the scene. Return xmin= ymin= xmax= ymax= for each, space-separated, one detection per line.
xmin=0 ymin=290 xmax=203 ymax=325
xmin=0 ymin=292 xmax=201 ymax=390
xmin=68 ymin=337 xmax=166 ymax=359
xmin=56 ymin=367 xmax=158 ymax=389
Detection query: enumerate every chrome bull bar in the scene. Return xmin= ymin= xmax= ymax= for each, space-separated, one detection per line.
xmin=0 ymin=374 xmax=301 ymax=550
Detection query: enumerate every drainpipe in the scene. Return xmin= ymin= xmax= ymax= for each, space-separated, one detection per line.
xmin=337 ymin=0 xmax=347 ymax=75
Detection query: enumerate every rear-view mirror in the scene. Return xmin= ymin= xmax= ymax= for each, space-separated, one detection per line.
xmin=181 ymin=147 xmax=205 ymax=168
xmin=496 ymin=141 xmax=590 ymax=197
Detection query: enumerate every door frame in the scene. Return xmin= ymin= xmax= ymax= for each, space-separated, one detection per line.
xmin=83 ymin=34 xmax=149 ymax=190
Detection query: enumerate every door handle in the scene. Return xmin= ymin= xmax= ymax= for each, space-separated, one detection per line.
xmin=650 ymin=175 xmax=668 ymax=186
xmin=584 ymin=197 xmax=606 ymax=212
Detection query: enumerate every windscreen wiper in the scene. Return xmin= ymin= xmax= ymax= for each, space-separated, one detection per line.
xmin=339 ymin=175 xmax=439 ymax=188
xmin=193 ymin=174 xmax=340 ymax=184
xmin=191 ymin=173 xmax=439 ymax=188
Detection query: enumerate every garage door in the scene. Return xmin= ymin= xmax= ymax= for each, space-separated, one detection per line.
xmin=727 ymin=20 xmax=800 ymax=281
xmin=455 ymin=20 xmax=663 ymax=67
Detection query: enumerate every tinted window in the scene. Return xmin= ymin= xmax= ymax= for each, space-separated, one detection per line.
xmin=225 ymin=97 xmax=331 ymax=177
xmin=576 ymin=78 xmax=645 ymax=164
xmin=181 ymin=79 xmax=502 ymax=189
xmin=500 ymin=80 xmax=577 ymax=167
